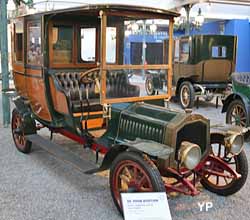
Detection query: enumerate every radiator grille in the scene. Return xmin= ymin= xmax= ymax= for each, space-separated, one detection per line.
xmin=175 ymin=121 xmax=208 ymax=159
xmin=119 ymin=117 xmax=164 ymax=143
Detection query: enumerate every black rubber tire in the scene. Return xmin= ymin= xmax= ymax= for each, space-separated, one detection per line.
xmin=11 ymin=108 xmax=32 ymax=154
xmin=226 ymin=99 xmax=247 ymax=127
xmin=179 ymin=81 xmax=195 ymax=109
xmin=109 ymin=151 xmax=165 ymax=215
xmin=145 ymin=76 xmax=156 ymax=95
xmin=201 ymin=134 xmax=248 ymax=196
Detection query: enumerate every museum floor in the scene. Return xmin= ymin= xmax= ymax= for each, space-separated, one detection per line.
xmin=0 ymin=91 xmax=249 ymax=220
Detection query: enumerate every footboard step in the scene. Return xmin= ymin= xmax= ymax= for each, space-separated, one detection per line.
xmin=26 ymin=134 xmax=97 ymax=174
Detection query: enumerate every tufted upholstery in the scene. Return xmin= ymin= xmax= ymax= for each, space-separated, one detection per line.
xmin=232 ymin=72 xmax=250 ymax=86
xmin=54 ymin=70 xmax=140 ymax=113
xmin=106 ymin=71 xmax=140 ymax=98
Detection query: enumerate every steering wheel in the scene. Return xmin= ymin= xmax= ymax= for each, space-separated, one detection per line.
xmin=79 ymin=68 xmax=100 ymax=85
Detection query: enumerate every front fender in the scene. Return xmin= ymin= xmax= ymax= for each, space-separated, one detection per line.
xmin=12 ymin=97 xmax=36 ymax=135
xmin=210 ymin=124 xmax=248 ymax=137
xmin=85 ymin=139 xmax=173 ymax=174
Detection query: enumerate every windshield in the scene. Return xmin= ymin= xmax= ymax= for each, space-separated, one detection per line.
xmin=102 ymin=15 xmax=173 ymax=104
xmin=49 ymin=12 xmax=174 ymax=104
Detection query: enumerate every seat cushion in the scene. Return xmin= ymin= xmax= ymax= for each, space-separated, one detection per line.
xmin=71 ymin=99 xmax=103 ymax=113
xmin=232 ymin=72 xmax=250 ymax=86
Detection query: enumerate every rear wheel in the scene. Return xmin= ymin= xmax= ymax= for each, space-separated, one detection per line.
xmin=145 ymin=76 xmax=156 ymax=95
xmin=110 ymin=151 xmax=165 ymax=214
xmin=226 ymin=99 xmax=247 ymax=127
xmin=11 ymin=108 xmax=32 ymax=154
xmin=201 ymin=134 xmax=248 ymax=196
xmin=179 ymin=81 xmax=195 ymax=109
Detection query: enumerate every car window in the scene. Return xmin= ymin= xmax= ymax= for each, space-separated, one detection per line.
xmin=52 ymin=25 xmax=73 ymax=64
xmin=174 ymin=39 xmax=180 ymax=61
xmin=212 ymin=46 xmax=227 ymax=58
xmin=27 ymin=21 xmax=42 ymax=66
xmin=80 ymin=27 xmax=96 ymax=62
xmin=14 ymin=21 xmax=24 ymax=63
xmin=106 ymin=27 xmax=117 ymax=63
xmin=180 ymin=40 xmax=189 ymax=63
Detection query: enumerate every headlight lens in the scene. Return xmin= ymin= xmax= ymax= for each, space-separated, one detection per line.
xmin=226 ymin=134 xmax=244 ymax=155
xmin=179 ymin=141 xmax=201 ymax=170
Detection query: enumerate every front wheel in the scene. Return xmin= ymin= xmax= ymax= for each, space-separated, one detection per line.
xmin=201 ymin=134 xmax=248 ymax=196
xmin=110 ymin=151 xmax=165 ymax=214
xmin=179 ymin=81 xmax=195 ymax=109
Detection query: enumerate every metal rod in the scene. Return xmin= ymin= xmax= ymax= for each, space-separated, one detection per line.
xmin=0 ymin=0 xmax=11 ymax=127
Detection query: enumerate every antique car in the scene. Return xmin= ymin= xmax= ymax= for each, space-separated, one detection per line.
xmin=222 ymin=72 xmax=250 ymax=128
xmin=10 ymin=4 xmax=247 ymax=215
xmin=145 ymin=35 xmax=237 ymax=108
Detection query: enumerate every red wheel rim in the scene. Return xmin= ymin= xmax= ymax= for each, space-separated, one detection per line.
xmin=112 ymin=160 xmax=154 ymax=209
xmin=203 ymin=140 xmax=237 ymax=189
xmin=12 ymin=113 xmax=27 ymax=150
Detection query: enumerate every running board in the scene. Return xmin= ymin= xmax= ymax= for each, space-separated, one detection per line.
xmin=26 ymin=134 xmax=97 ymax=174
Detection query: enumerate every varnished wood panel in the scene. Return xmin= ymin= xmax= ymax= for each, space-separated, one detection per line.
xmin=26 ymin=68 xmax=42 ymax=77
xmin=26 ymin=76 xmax=52 ymax=122
xmin=49 ymin=77 xmax=69 ymax=115
xmin=82 ymin=118 xmax=104 ymax=129
xmin=13 ymin=72 xmax=27 ymax=97
xmin=203 ymin=59 xmax=232 ymax=82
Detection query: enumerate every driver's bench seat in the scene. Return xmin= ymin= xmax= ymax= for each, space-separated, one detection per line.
xmin=55 ymin=72 xmax=102 ymax=113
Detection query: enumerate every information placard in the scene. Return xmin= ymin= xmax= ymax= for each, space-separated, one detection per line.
xmin=121 ymin=192 xmax=172 ymax=220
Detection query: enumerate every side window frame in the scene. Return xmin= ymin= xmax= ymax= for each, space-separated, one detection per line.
xmin=13 ymin=19 xmax=24 ymax=65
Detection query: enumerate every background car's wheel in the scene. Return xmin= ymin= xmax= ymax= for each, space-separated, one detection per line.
xmin=11 ymin=108 xmax=32 ymax=154
xmin=110 ymin=151 xmax=165 ymax=214
xmin=201 ymin=134 xmax=248 ymax=196
xmin=179 ymin=81 xmax=195 ymax=109
xmin=226 ymin=99 xmax=247 ymax=127
xmin=145 ymin=77 xmax=156 ymax=95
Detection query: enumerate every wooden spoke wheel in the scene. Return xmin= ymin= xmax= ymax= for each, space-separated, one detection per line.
xmin=11 ymin=109 xmax=32 ymax=154
xmin=145 ymin=77 xmax=156 ymax=95
xmin=110 ymin=152 xmax=165 ymax=214
xmin=179 ymin=81 xmax=195 ymax=109
xmin=201 ymin=134 xmax=248 ymax=196
xmin=226 ymin=99 xmax=247 ymax=127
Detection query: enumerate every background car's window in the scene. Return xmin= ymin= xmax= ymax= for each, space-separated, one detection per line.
xmin=174 ymin=39 xmax=180 ymax=61
xmin=212 ymin=46 xmax=227 ymax=58
xmin=106 ymin=27 xmax=117 ymax=63
xmin=14 ymin=21 xmax=24 ymax=63
xmin=180 ymin=41 xmax=189 ymax=63
xmin=27 ymin=21 xmax=42 ymax=65
xmin=52 ymin=25 xmax=73 ymax=64
xmin=80 ymin=28 xmax=96 ymax=62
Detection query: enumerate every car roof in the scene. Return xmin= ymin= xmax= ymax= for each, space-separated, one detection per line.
xmin=16 ymin=3 xmax=179 ymax=18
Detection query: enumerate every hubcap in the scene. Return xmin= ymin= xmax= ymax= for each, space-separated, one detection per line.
xmin=181 ymin=85 xmax=190 ymax=107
